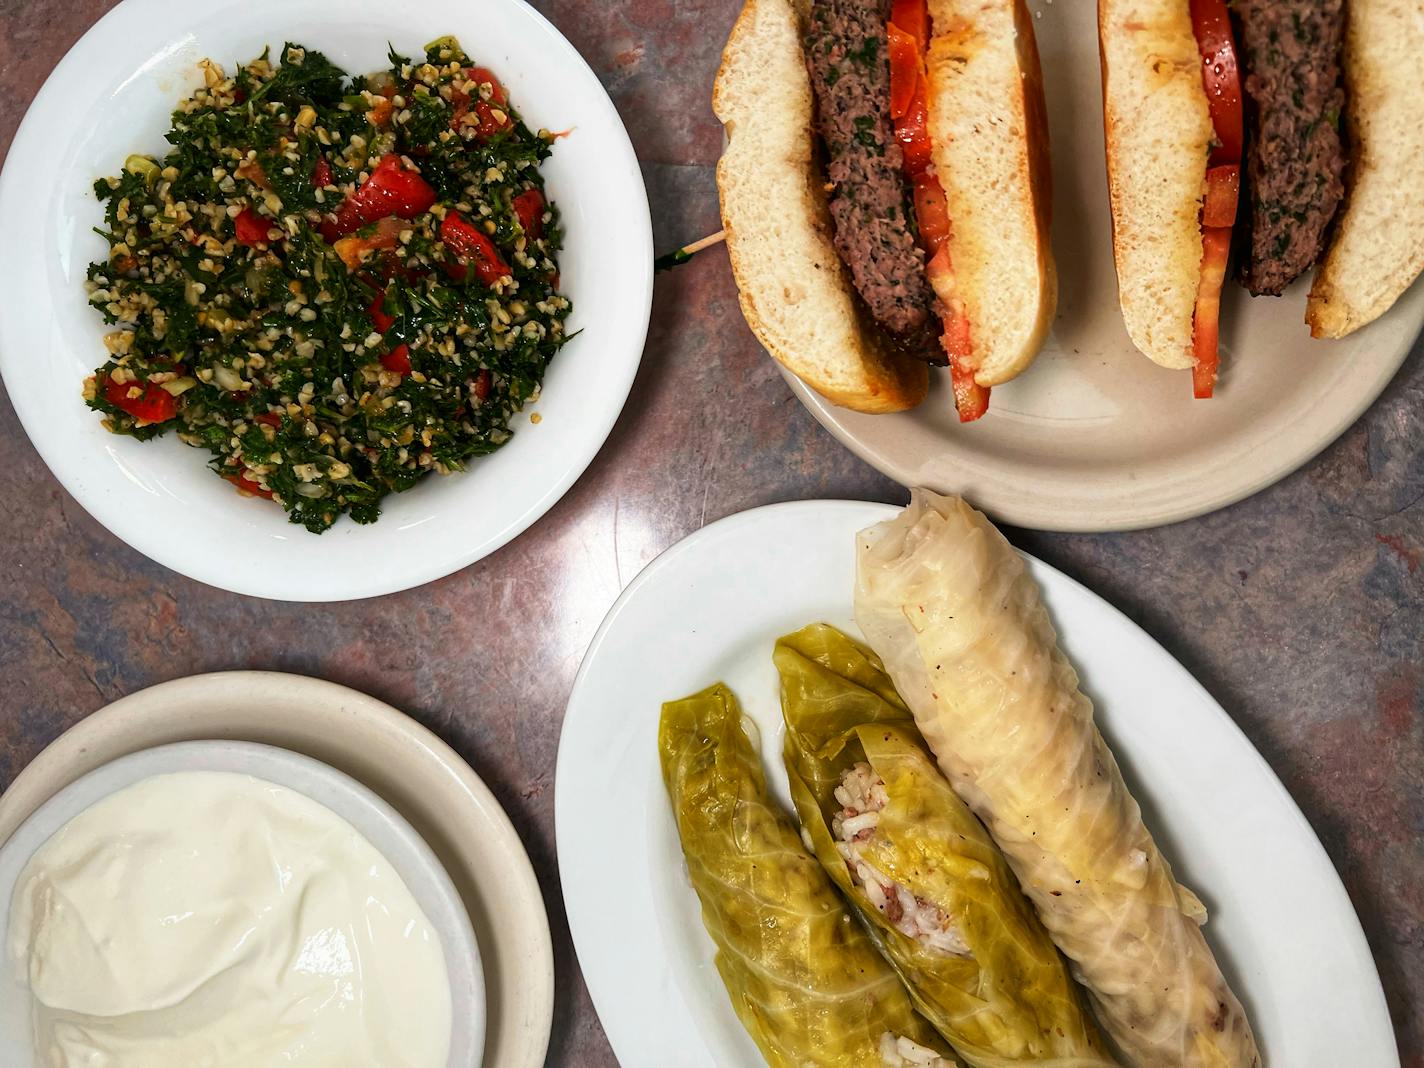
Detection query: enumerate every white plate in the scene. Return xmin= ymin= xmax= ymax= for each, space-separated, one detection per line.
xmin=556 ymin=500 xmax=1397 ymax=1067
xmin=0 ymin=0 xmax=652 ymax=600
xmin=0 ymin=740 xmax=484 ymax=1067
xmin=0 ymin=672 xmax=553 ymax=1068
xmin=782 ymin=0 xmax=1424 ymax=532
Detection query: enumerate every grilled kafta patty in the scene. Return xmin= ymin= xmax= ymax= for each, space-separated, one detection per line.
xmin=1236 ymin=0 xmax=1347 ymax=296
xmin=805 ymin=0 xmax=937 ymax=345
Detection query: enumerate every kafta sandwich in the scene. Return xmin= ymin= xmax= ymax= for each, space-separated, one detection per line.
xmin=715 ymin=0 xmax=1054 ymax=420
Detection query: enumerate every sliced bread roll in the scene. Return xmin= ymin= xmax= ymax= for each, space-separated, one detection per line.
xmin=714 ymin=0 xmax=929 ymax=414
xmin=1306 ymin=0 xmax=1424 ymax=339
xmin=926 ymin=0 xmax=1056 ymax=386
xmin=1098 ymin=0 xmax=1213 ymax=369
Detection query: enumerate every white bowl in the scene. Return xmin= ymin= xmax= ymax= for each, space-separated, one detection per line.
xmin=0 ymin=0 xmax=652 ymax=600
xmin=0 ymin=739 xmax=484 ymax=1067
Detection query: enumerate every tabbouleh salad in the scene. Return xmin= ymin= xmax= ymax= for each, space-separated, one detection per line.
xmin=84 ymin=37 xmax=572 ymax=532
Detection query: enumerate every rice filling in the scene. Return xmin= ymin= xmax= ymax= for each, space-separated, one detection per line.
xmin=833 ymin=762 xmax=971 ymax=957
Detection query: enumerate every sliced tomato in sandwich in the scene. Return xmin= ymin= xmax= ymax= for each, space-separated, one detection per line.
xmin=1187 ymin=0 xmax=1243 ymax=397
xmin=1192 ymin=227 xmax=1232 ymax=398
xmin=887 ymin=24 xmax=920 ymax=120
xmin=890 ymin=0 xmax=930 ymax=50
xmin=1189 ymin=0 xmax=1244 ymax=166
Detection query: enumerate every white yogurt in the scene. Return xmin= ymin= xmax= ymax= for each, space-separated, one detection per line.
xmin=6 ymin=771 xmax=452 ymax=1067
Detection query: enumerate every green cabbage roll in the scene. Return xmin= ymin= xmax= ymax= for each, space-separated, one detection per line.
xmin=777 ymin=624 xmax=1115 ymax=1068
xmin=659 ymin=683 xmax=958 ymax=1068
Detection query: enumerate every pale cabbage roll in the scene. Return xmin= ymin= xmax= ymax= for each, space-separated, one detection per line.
xmin=853 ymin=490 xmax=1259 ymax=1068
xmin=660 ymin=683 xmax=959 ymax=1068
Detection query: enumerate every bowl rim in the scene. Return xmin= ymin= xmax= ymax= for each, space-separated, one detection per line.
xmin=0 ymin=0 xmax=653 ymax=601
xmin=0 ymin=738 xmax=486 ymax=1067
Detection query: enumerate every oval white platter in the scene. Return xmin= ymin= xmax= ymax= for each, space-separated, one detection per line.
xmin=556 ymin=499 xmax=1396 ymax=1066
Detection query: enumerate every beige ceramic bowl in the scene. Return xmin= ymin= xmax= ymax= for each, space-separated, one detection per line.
xmin=0 ymin=673 xmax=553 ymax=1068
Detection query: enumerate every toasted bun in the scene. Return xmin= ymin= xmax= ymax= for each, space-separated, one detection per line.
xmin=925 ymin=0 xmax=1056 ymax=386
xmin=1306 ymin=0 xmax=1424 ymax=339
xmin=713 ymin=0 xmax=928 ymax=414
xmin=1098 ymin=0 xmax=1213 ymax=369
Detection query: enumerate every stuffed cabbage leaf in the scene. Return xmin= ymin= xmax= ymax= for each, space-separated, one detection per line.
xmin=659 ymin=682 xmax=957 ymax=1068
xmin=854 ymin=491 xmax=1259 ymax=1067
xmin=777 ymin=624 xmax=1114 ymax=1068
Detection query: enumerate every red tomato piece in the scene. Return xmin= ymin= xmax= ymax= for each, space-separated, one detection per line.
xmin=895 ymin=75 xmax=933 ymax=179
xmin=1192 ymin=226 xmax=1232 ymax=398
xmin=1202 ymin=164 xmax=1239 ymax=228
xmin=254 ymin=412 xmax=283 ymax=428
xmin=1189 ymin=0 xmax=1244 ymax=165
xmin=233 ymin=206 xmax=273 ymax=247
xmin=312 ymin=157 xmax=332 ymax=189
xmin=103 ymin=377 xmax=178 ymax=424
xmin=381 ymin=344 xmax=413 ymax=376
xmin=223 ymin=469 xmax=274 ymax=499
xmin=913 ymin=176 xmax=951 ymax=255
xmin=926 ymin=245 xmax=988 ymax=421
xmin=320 ymin=154 xmax=436 ymax=242
xmin=439 ymin=212 xmax=511 ymax=286
xmin=887 ymin=23 xmax=920 ymax=120
xmin=467 ymin=67 xmax=509 ymax=105
xmin=890 ymin=0 xmax=929 ymax=50
xmin=950 ymin=362 xmax=990 ymax=422
xmin=332 ymin=216 xmax=405 ymax=271
xmin=473 ymin=368 xmax=492 ymax=401
xmin=512 ymin=189 xmax=546 ymax=240
xmin=451 ymin=67 xmax=513 ymax=140
xmin=368 ymin=289 xmax=396 ymax=333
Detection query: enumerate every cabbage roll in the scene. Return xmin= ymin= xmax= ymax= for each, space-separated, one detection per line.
xmin=854 ymin=490 xmax=1259 ymax=1068
xmin=777 ymin=624 xmax=1115 ymax=1068
xmin=659 ymin=683 xmax=958 ymax=1068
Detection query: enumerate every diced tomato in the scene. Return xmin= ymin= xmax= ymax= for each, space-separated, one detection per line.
xmin=466 ymin=67 xmax=508 ymax=106
xmin=890 ymin=0 xmax=929 ymax=50
xmin=233 ymin=206 xmax=273 ymax=247
xmin=254 ymin=412 xmax=283 ymax=427
xmin=470 ymin=101 xmax=513 ymax=140
xmin=451 ymin=67 xmax=514 ymax=140
xmin=223 ymin=469 xmax=274 ymax=499
xmin=370 ymin=96 xmax=394 ymax=128
xmin=320 ymin=154 xmax=436 ymax=242
xmin=1192 ymin=227 xmax=1232 ymax=398
xmin=887 ymin=23 xmax=920 ymax=120
xmin=103 ymin=377 xmax=177 ymax=424
xmin=512 ymin=189 xmax=545 ymax=240
xmin=368 ymin=289 xmax=396 ymax=332
xmin=312 ymin=157 xmax=332 ymax=188
xmin=1202 ymin=164 xmax=1239 ymax=228
xmin=235 ymin=158 xmax=271 ymax=191
xmin=1189 ymin=0 xmax=1244 ymax=166
xmin=381 ymin=344 xmax=413 ymax=376
xmin=473 ymin=368 xmax=492 ymax=401
xmin=913 ymin=177 xmax=951 ymax=255
xmin=439 ymin=212 xmax=511 ymax=286
xmin=926 ymin=235 xmax=988 ymax=421
xmin=332 ymin=216 xmax=406 ymax=271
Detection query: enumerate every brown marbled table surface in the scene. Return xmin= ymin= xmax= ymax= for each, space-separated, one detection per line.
xmin=1 ymin=1 xmax=1421 ymax=1064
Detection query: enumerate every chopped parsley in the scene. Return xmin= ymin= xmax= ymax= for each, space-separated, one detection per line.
xmin=85 ymin=39 xmax=571 ymax=532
